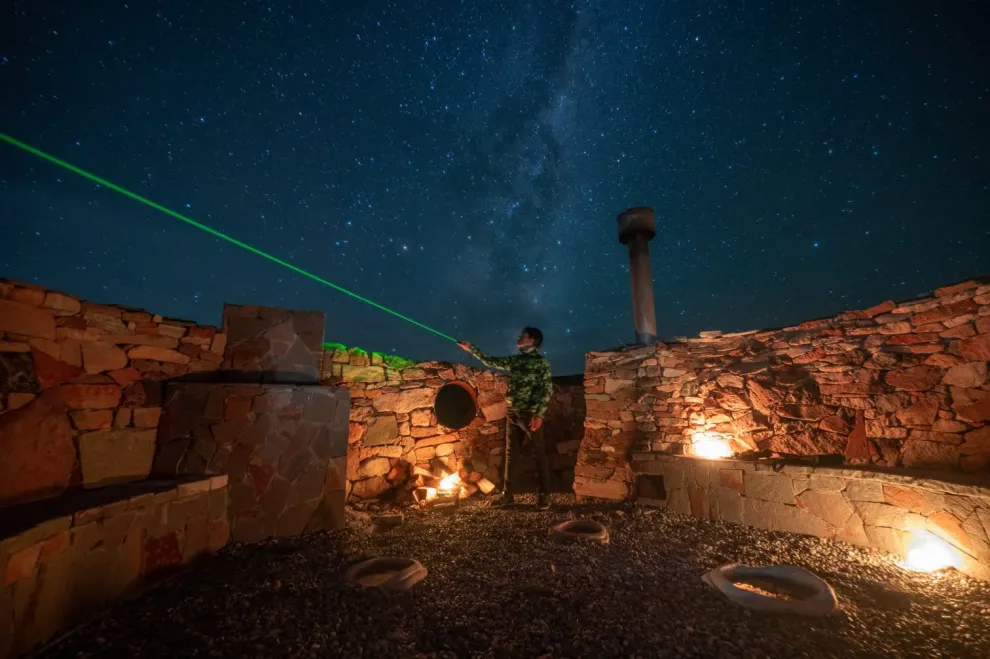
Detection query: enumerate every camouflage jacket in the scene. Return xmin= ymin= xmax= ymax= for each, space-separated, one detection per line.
xmin=468 ymin=345 xmax=553 ymax=419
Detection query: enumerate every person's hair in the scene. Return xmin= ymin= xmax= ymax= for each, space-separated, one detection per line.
xmin=521 ymin=326 xmax=543 ymax=347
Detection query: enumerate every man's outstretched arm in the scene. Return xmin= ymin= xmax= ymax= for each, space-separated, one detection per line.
xmin=457 ymin=341 xmax=516 ymax=370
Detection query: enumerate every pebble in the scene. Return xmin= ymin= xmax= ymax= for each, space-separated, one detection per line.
xmin=35 ymin=494 xmax=990 ymax=658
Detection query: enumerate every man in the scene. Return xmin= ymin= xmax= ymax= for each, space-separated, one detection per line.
xmin=457 ymin=327 xmax=554 ymax=509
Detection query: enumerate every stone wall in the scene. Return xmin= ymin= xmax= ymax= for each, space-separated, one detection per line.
xmin=153 ymin=383 xmax=349 ymax=541
xmin=0 ymin=279 xmax=226 ymax=507
xmin=0 ymin=475 xmax=229 ymax=658
xmin=634 ymin=455 xmax=990 ymax=580
xmin=323 ymin=346 xmax=585 ymax=502
xmin=221 ymin=304 xmax=324 ymax=382
xmin=542 ymin=376 xmax=586 ymax=491
xmin=575 ymin=279 xmax=990 ymax=500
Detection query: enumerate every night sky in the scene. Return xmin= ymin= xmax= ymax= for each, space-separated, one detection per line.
xmin=2 ymin=1 xmax=988 ymax=375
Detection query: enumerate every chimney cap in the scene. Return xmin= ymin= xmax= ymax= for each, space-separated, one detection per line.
xmin=617 ymin=207 xmax=656 ymax=244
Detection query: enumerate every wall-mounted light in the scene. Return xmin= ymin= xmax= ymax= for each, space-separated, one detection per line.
xmin=691 ymin=432 xmax=733 ymax=460
xmin=902 ymin=530 xmax=960 ymax=573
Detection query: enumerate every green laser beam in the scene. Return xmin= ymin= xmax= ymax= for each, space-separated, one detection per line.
xmin=0 ymin=132 xmax=456 ymax=343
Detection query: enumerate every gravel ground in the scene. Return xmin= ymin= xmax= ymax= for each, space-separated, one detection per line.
xmin=38 ymin=494 xmax=990 ymax=659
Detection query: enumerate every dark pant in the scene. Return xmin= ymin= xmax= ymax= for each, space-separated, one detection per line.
xmin=503 ymin=413 xmax=551 ymax=496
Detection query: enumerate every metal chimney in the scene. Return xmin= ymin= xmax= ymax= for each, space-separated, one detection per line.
xmin=617 ymin=207 xmax=658 ymax=345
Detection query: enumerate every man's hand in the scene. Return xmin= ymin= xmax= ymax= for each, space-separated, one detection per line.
xmin=456 ymin=340 xmax=473 ymax=352
xmin=528 ymin=416 xmax=543 ymax=432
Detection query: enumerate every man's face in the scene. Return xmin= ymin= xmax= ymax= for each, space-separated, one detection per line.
xmin=516 ymin=331 xmax=535 ymax=350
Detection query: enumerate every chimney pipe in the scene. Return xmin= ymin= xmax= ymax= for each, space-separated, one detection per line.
xmin=617 ymin=207 xmax=658 ymax=345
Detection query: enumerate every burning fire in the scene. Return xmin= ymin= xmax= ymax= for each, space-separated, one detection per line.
xmin=902 ymin=531 xmax=960 ymax=573
xmin=691 ymin=432 xmax=733 ymax=460
xmin=438 ymin=472 xmax=461 ymax=493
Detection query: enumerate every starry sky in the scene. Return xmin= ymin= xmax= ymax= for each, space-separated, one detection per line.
xmin=1 ymin=0 xmax=988 ymax=375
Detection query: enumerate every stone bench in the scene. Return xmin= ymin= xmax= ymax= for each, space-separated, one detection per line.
xmin=633 ymin=455 xmax=990 ymax=580
xmin=0 ymin=475 xmax=229 ymax=659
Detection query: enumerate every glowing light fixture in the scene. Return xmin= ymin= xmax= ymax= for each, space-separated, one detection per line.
xmin=902 ymin=531 xmax=959 ymax=573
xmin=691 ymin=432 xmax=733 ymax=460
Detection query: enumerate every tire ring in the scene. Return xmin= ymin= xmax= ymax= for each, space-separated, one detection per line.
xmin=701 ymin=563 xmax=839 ymax=616
xmin=550 ymin=519 xmax=610 ymax=544
xmin=344 ymin=557 xmax=428 ymax=592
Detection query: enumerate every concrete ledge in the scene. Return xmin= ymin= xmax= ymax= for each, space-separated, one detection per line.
xmin=0 ymin=475 xmax=229 ymax=659
xmin=632 ymin=455 xmax=990 ymax=581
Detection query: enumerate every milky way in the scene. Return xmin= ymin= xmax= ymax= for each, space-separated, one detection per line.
xmin=1 ymin=0 xmax=988 ymax=374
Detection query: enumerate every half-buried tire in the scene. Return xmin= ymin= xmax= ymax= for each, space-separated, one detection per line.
xmin=550 ymin=519 xmax=610 ymax=544
xmin=344 ymin=557 xmax=427 ymax=592
xmin=701 ymin=563 xmax=839 ymax=616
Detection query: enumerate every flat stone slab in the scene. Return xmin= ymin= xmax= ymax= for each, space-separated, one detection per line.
xmin=78 ymin=428 xmax=156 ymax=487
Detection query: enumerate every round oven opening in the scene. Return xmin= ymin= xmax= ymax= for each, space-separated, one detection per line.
xmin=434 ymin=381 xmax=478 ymax=430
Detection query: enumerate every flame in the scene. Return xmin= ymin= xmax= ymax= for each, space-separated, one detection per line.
xmin=691 ymin=432 xmax=733 ymax=460
xmin=438 ymin=472 xmax=461 ymax=493
xmin=902 ymin=530 xmax=960 ymax=573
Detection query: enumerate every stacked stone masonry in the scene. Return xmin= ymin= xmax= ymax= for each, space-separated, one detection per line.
xmin=221 ymin=303 xmax=325 ymax=383
xmin=636 ymin=455 xmax=990 ymax=580
xmin=322 ymin=347 xmax=584 ymax=502
xmin=0 ymin=475 xmax=229 ymax=659
xmin=154 ymin=383 xmax=349 ymax=541
xmin=575 ymin=278 xmax=990 ymax=502
xmin=0 ymin=278 xmax=227 ymax=506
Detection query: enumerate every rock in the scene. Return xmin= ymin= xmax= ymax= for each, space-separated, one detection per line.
xmin=350 ymin=475 xmax=390 ymax=499
xmin=900 ymin=440 xmax=960 ymax=469
xmin=363 ymin=416 xmax=400 ymax=447
xmin=885 ymin=366 xmax=944 ymax=391
xmin=779 ymin=404 xmax=829 ymax=421
xmin=942 ymin=362 xmax=988 ymax=387
xmin=31 ymin=348 xmax=83 ymax=389
xmin=843 ymin=412 xmax=872 ymax=462
xmin=132 ymin=406 xmax=162 ymax=428
xmin=952 ymin=333 xmax=990 ymax=360
xmin=127 ymin=345 xmax=191 ymax=365
xmin=372 ymin=387 xmax=435 ymax=414
xmin=955 ymin=390 xmax=990 ymax=424
xmin=819 ymin=415 xmax=850 ymax=434
xmin=927 ymin=510 xmax=972 ymax=553
xmin=78 ymin=428 xmax=157 ymax=486
xmin=961 ymin=426 xmax=990 ymax=454
xmin=743 ymin=472 xmax=794 ymax=504
xmin=81 ymin=343 xmax=128 ymax=374
xmin=410 ymin=409 xmax=433 ymax=426
xmin=741 ymin=497 xmax=832 ymax=537
xmin=0 ymin=388 xmax=75 ymax=505
xmin=482 ymin=401 xmax=507 ymax=421
xmin=746 ymin=380 xmax=779 ymax=415
xmin=42 ymin=291 xmax=82 ymax=313
xmin=341 ymin=365 xmax=386 ymax=383
xmin=718 ymin=468 xmax=745 ymax=494
xmin=477 ymin=477 xmax=496 ymax=494
xmin=844 ymin=479 xmax=885 ymax=502
xmin=894 ymin=394 xmax=939 ymax=426
xmin=0 ymin=299 xmax=57 ymax=340
xmin=712 ymin=390 xmax=750 ymax=411
xmin=413 ymin=432 xmax=457 ymax=448
xmin=881 ymin=484 xmax=944 ymax=515
xmin=60 ymin=383 xmax=122 ymax=409
xmin=7 ymin=393 xmax=35 ymax=410
xmin=71 ymin=409 xmax=114 ymax=430
xmin=358 ymin=457 xmax=391 ymax=478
